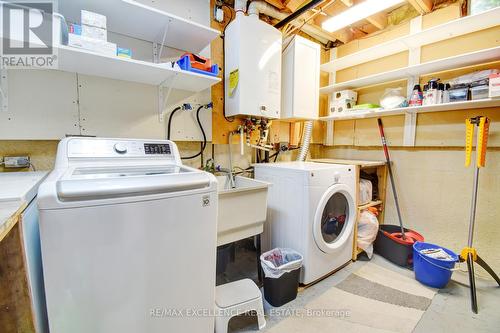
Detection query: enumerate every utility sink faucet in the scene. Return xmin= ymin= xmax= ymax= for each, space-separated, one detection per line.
xmin=216 ymin=166 xmax=236 ymax=189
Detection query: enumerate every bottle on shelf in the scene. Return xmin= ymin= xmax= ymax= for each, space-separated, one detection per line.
xmin=442 ymin=83 xmax=451 ymax=103
xmin=409 ymin=84 xmax=423 ymax=106
xmin=438 ymin=83 xmax=445 ymax=104
xmin=423 ymin=78 xmax=440 ymax=105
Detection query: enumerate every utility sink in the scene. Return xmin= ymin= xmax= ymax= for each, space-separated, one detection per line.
xmin=216 ymin=176 xmax=269 ymax=246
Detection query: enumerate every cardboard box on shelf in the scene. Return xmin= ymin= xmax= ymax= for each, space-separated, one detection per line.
xmin=489 ymin=73 xmax=500 ymax=98
xmin=81 ymin=10 xmax=107 ymax=29
xmin=117 ymin=47 xmax=132 ymax=59
xmin=82 ymin=24 xmax=107 ymax=41
xmin=329 ymin=99 xmax=355 ymax=114
xmin=332 ymin=90 xmax=357 ymax=102
xmin=69 ymin=23 xmax=82 ymax=35
xmin=68 ymin=33 xmax=117 ymax=57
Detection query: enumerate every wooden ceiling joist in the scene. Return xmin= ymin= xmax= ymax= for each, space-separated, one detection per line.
xmin=407 ymin=0 xmax=434 ymax=14
xmin=263 ymin=0 xmax=287 ymax=10
xmin=366 ymin=11 xmax=388 ymax=30
xmin=284 ymin=0 xmax=309 ymax=12
xmin=340 ymin=0 xmax=388 ymax=30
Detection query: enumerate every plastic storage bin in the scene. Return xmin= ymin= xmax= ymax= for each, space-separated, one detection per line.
xmin=470 ymin=84 xmax=489 ymax=100
xmin=448 ymin=84 xmax=469 ymax=102
xmin=177 ymin=54 xmax=219 ymax=77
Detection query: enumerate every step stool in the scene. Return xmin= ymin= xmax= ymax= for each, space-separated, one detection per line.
xmin=215 ymin=279 xmax=266 ymax=333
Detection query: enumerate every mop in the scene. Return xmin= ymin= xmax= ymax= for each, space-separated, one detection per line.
xmin=377 ymin=118 xmax=422 ymax=245
xmin=461 ymin=116 xmax=500 ymax=314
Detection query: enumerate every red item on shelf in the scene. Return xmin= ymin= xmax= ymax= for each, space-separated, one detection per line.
xmin=181 ymin=53 xmax=212 ymax=72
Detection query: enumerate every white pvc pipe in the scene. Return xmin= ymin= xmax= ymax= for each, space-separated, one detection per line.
xmin=234 ymin=0 xmax=248 ymax=13
xmin=297 ymin=121 xmax=313 ymax=162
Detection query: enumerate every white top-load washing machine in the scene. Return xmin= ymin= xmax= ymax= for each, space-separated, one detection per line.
xmin=38 ymin=137 xmax=218 ymax=333
xmin=254 ymin=162 xmax=356 ymax=285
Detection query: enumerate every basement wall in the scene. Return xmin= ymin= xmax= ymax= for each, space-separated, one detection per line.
xmin=317 ymin=3 xmax=500 ymax=274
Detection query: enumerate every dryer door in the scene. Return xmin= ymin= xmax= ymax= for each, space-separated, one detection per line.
xmin=313 ymin=184 xmax=356 ymax=254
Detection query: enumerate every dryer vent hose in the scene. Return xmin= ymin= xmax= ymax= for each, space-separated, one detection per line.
xmin=297 ymin=120 xmax=313 ymax=162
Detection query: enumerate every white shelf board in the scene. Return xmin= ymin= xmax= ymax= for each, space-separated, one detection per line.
xmin=57 ymin=45 xmax=220 ymax=91
xmin=59 ymin=0 xmax=220 ymax=54
xmin=321 ymin=7 xmax=500 ymax=73
xmin=320 ymin=46 xmax=500 ymax=94
xmin=319 ymin=98 xmax=500 ymax=121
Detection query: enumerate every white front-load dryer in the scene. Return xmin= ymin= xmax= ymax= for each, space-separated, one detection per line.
xmin=254 ymin=162 xmax=356 ymax=285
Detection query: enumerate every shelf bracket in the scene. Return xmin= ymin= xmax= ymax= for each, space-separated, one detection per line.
xmin=158 ymin=73 xmax=179 ymax=122
xmin=154 ymin=19 xmax=173 ymax=64
xmin=0 ymin=69 xmax=8 ymax=112
xmin=404 ymin=111 xmax=417 ymax=146
xmin=153 ymin=43 xmax=160 ymax=63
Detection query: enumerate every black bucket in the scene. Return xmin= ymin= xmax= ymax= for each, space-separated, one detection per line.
xmin=374 ymin=224 xmax=423 ymax=268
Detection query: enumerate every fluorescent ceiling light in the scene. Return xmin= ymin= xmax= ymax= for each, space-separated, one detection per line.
xmin=321 ymin=0 xmax=405 ymax=32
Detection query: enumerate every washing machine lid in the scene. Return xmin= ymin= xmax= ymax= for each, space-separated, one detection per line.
xmin=312 ymin=184 xmax=356 ymax=254
xmin=56 ymin=165 xmax=210 ymax=201
xmin=68 ymin=165 xmax=191 ymax=179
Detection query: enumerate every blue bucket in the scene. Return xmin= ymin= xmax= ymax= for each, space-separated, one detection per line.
xmin=413 ymin=242 xmax=459 ymax=288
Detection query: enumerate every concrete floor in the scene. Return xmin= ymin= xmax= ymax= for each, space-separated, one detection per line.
xmin=217 ymin=241 xmax=500 ymax=333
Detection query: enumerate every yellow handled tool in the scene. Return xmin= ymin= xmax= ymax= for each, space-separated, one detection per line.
xmin=461 ymin=116 xmax=499 ymax=314
xmin=465 ymin=116 xmax=490 ymax=168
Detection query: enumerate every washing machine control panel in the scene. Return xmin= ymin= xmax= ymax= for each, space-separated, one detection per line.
xmin=113 ymin=143 xmax=128 ymax=154
xmin=144 ymin=143 xmax=171 ymax=155
xmin=66 ymin=138 xmax=176 ymax=160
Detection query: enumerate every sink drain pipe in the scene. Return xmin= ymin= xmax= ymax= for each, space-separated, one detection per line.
xmin=297 ymin=121 xmax=313 ymax=162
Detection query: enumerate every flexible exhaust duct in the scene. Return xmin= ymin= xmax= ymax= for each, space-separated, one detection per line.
xmin=297 ymin=121 xmax=313 ymax=162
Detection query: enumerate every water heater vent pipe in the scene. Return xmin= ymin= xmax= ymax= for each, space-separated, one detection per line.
xmin=237 ymin=1 xmax=332 ymax=44
xmin=234 ymin=0 xmax=248 ymax=14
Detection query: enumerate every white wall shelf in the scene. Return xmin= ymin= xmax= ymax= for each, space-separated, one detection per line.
xmin=57 ymin=45 xmax=220 ymax=91
xmin=59 ymin=0 xmax=220 ymax=54
xmin=319 ymin=46 xmax=500 ymax=94
xmin=319 ymin=98 xmax=500 ymax=121
xmin=321 ymin=7 xmax=500 ymax=73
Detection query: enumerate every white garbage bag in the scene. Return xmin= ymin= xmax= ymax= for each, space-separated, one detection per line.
xmin=357 ymin=209 xmax=379 ymax=258
xmin=260 ymin=248 xmax=303 ymax=279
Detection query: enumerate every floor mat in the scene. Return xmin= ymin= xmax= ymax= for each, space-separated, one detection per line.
xmin=265 ymin=262 xmax=437 ymax=333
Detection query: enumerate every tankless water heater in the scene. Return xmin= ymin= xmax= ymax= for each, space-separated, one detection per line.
xmin=224 ymin=13 xmax=282 ymax=119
